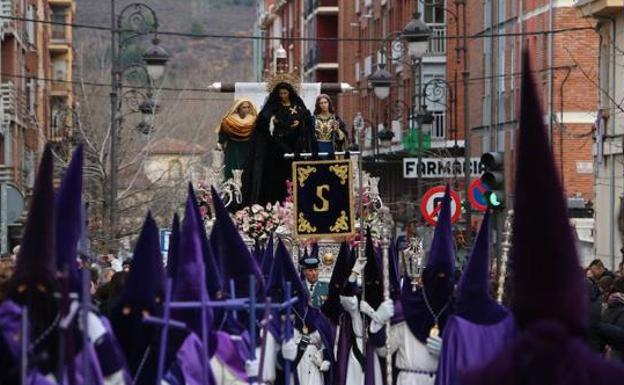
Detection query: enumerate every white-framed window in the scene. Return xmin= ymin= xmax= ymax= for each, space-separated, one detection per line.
xmin=355 ymin=62 xmax=360 ymax=82
xmin=26 ymin=5 xmax=35 ymax=45
xmin=364 ymin=55 xmax=372 ymax=77
xmin=355 ymin=0 xmax=360 ymax=14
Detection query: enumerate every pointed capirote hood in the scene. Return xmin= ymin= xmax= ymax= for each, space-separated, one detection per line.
xmin=166 ymin=213 xmax=181 ymax=285
xmin=8 ymin=145 xmax=57 ymax=294
xmin=267 ymin=239 xmax=307 ymax=314
xmin=172 ymin=192 xmax=213 ymax=337
xmin=456 ymin=211 xmax=507 ymax=324
xmin=461 ymin=48 xmax=624 ymax=385
xmin=510 ymin=51 xmax=586 ymax=333
xmin=210 ymin=186 xmax=264 ymax=299
xmin=252 ymin=239 xmax=263 ymax=265
xmin=363 ymin=229 xmax=384 ymax=310
xmin=425 ymin=184 xmax=456 ymax=275
xmin=55 ymin=144 xmax=83 ymax=292
xmin=188 ymin=183 xmax=222 ymax=299
xmin=320 ymin=241 xmax=354 ymax=325
xmin=260 ymin=234 xmax=274 ymax=279
xmin=116 ymin=213 xmax=165 ymax=313
xmin=400 ymin=184 xmax=455 ymax=342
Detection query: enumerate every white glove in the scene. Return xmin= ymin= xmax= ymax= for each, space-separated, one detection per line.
xmin=340 ymin=295 xmax=359 ymax=314
xmin=359 ymin=300 xmax=376 ymax=320
xmin=245 ymin=359 xmax=260 ymax=377
xmin=308 ymin=331 xmax=322 ymax=346
xmin=281 ymin=338 xmax=297 ymax=361
xmin=351 ymin=257 xmax=367 ymax=276
xmin=426 ymin=335 xmax=442 ymax=357
xmin=374 ymin=299 xmax=395 ymax=324
xmin=319 ymin=360 xmax=330 ymax=372
xmin=312 ymin=351 xmax=330 ymax=372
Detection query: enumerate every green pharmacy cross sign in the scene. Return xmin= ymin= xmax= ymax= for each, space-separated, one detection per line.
xmin=402 ymin=129 xmax=431 ymax=154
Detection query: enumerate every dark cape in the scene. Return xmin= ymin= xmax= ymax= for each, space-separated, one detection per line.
xmin=242 ymin=83 xmax=318 ymax=205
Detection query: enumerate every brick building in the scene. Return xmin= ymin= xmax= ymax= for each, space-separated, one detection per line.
xmin=461 ymin=0 xmax=598 ymax=262
xmin=0 ymin=0 xmax=76 ymax=252
xmin=576 ymin=0 xmax=624 ymax=269
xmin=256 ymin=0 xmax=338 ymax=83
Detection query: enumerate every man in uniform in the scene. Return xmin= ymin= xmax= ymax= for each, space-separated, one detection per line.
xmin=300 ymin=245 xmax=329 ymax=308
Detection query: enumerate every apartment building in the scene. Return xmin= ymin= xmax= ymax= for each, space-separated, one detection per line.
xmin=575 ymin=0 xmax=624 ymax=269
xmin=0 ymin=0 xmax=76 ymax=252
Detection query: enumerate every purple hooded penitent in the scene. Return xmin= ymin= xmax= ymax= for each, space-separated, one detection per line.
xmin=9 ymin=145 xmax=56 ymax=293
xmin=166 ymin=213 xmax=181 ymax=288
xmin=320 ymin=241 xmax=354 ymax=325
xmin=435 ymin=211 xmax=516 ymax=385
xmin=462 ymin=50 xmax=624 ymax=385
xmin=400 ymin=184 xmax=455 ymax=343
xmin=260 ymin=234 xmax=274 ymax=280
xmin=455 ymin=211 xmax=507 ymax=324
xmin=55 ymin=144 xmax=84 ymax=293
xmin=188 ymin=184 xmax=222 ymax=300
xmin=210 ymin=186 xmax=264 ymax=300
xmin=172 ymin=192 xmax=213 ymax=337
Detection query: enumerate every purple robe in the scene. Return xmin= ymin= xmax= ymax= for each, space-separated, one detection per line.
xmin=435 ymin=313 xmax=517 ymax=385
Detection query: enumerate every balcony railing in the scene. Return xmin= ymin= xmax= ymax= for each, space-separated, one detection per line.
xmin=427 ymin=24 xmax=446 ymax=55
xmin=1 ymin=81 xmax=27 ymax=126
xmin=1 ymin=0 xmax=26 ymax=41
xmin=304 ymin=42 xmax=338 ymax=72
xmin=304 ymin=0 xmax=337 ymax=17
xmin=51 ymin=24 xmax=67 ymax=41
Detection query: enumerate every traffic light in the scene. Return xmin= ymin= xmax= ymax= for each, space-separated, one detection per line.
xmin=480 ymin=152 xmax=505 ymax=209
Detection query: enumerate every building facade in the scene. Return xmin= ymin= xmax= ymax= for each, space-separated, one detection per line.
xmin=0 ymin=0 xmax=76 ymax=253
xmin=461 ymin=0 xmax=598 ymax=264
xmin=576 ymin=0 xmax=624 ymax=269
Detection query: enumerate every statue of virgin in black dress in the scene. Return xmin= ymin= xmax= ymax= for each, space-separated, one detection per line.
xmin=242 ymin=82 xmax=318 ymax=206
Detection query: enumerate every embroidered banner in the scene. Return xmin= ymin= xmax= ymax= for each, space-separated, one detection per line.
xmin=292 ymin=159 xmax=355 ymax=239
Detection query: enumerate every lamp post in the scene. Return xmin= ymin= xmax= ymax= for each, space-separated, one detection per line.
xmin=109 ymin=1 xmax=170 ymax=250
xmin=401 ymin=12 xmax=431 ymax=222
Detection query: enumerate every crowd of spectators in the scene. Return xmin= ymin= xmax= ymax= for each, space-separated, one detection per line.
xmin=587 ymin=258 xmax=624 ymax=360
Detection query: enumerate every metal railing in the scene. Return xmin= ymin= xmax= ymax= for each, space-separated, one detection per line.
xmin=1 ymin=81 xmax=27 ymax=126
xmin=427 ymin=24 xmax=447 ymax=55
xmin=430 ymin=111 xmax=446 ymax=139
xmin=0 ymin=0 xmax=26 ymax=40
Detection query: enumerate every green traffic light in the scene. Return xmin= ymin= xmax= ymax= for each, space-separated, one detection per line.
xmin=488 ymin=193 xmax=503 ymax=207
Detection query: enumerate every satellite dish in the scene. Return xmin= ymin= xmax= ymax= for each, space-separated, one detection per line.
xmin=6 ymin=184 xmax=24 ymax=224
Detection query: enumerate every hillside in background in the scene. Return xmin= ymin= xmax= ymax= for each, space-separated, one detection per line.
xmin=74 ymin=0 xmax=256 ymax=147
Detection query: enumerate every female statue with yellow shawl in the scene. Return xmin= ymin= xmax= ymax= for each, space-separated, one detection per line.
xmin=217 ymin=99 xmax=258 ymax=180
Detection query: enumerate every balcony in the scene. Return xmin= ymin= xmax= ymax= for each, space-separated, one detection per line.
xmin=1 ymin=81 xmax=27 ymax=126
xmin=0 ymin=165 xmax=15 ymax=184
xmin=427 ymin=24 xmax=447 ymax=55
xmin=574 ymin=0 xmax=624 ymax=16
xmin=304 ymin=0 xmax=338 ymax=18
xmin=0 ymin=0 xmax=26 ymax=42
xmin=49 ymin=0 xmax=73 ymax=5
xmin=304 ymin=42 xmax=338 ymax=73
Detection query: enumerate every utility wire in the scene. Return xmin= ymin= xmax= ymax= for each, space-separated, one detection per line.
xmin=0 ymin=15 xmax=594 ymax=42
xmin=0 ymin=64 xmax=577 ymax=95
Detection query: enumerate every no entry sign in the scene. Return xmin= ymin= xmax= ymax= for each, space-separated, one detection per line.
xmin=468 ymin=178 xmax=489 ymax=212
xmin=420 ymin=186 xmax=462 ymax=226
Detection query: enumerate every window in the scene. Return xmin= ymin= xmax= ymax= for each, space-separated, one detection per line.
xmin=424 ymin=0 xmax=444 ymax=24
xmin=26 ymin=5 xmax=35 ymax=45
xmin=355 ymin=62 xmax=360 ymax=82
xmin=26 ymin=78 xmax=35 ymax=115
xmin=51 ymin=6 xmax=66 ymax=41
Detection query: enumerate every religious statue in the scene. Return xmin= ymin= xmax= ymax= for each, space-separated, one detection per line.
xmin=216 ymin=98 xmax=258 ymax=180
xmin=242 ymin=81 xmax=318 ymax=206
xmin=313 ymin=94 xmax=348 ymax=153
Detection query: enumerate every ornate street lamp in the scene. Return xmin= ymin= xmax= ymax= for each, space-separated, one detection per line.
xmin=401 ymin=12 xmax=431 ymax=60
xmin=367 ymin=58 xmax=394 ymax=100
xmin=377 ymin=125 xmax=395 ymax=148
xmin=142 ymin=38 xmax=170 ymax=82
